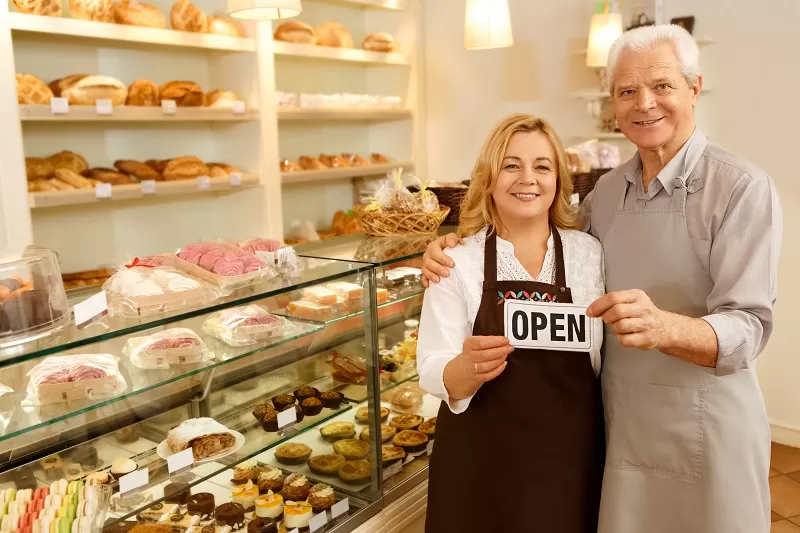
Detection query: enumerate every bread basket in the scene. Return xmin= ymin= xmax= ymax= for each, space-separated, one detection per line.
xmin=354 ymin=205 xmax=450 ymax=237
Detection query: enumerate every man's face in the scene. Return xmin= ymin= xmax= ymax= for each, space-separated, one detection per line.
xmin=611 ymin=43 xmax=701 ymax=151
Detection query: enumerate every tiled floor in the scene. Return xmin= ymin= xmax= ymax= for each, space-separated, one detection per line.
xmin=399 ymin=443 xmax=800 ymax=533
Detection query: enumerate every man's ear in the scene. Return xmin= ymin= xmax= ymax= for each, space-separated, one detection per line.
xmin=691 ymin=74 xmax=703 ymax=107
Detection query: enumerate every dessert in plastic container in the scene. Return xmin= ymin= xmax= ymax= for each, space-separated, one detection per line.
xmin=0 ymin=248 xmax=70 ymax=347
xmin=202 ymin=304 xmax=295 ymax=347
xmin=123 ymin=328 xmax=215 ymax=370
xmin=236 ymin=238 xmax=300 ymax=277
xmin=390 ymin=382 xmax=424 ymax=414
xmin=167 ymin=241 xmax=278 ymax=291
xmin=23 ymin=353 xmax=128 ymax=406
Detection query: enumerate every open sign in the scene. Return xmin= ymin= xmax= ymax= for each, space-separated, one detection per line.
xmin=504 ymin=300 xmax=592 ymax=351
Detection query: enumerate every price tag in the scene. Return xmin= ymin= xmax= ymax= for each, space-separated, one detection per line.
xmin=73 ymin=291 xmax=108 ymax=329
xmin=229 ymin=172 xmax=242 ymax=187
xmin=95 ymin=183 xmax=112 ymax=199
xmin=95 ymin=99 xmax=113 ymax=115
xmin=426 ymin=440 xmax=434 ymax=456
xmin=161 ymin=100 xmax=177 ymax=115
xmin=231 ymin=101 xmax=246 ymax=115
xmin=167 ymin=448 xmax=194 ymax=475
xmin=196 ymin=176 xmax=211 ymax=190
xmin=141 ymin=180 xmax=156 ymax=195
xmin=277 ymin=407 xmax=297 ymax=429
xmin=119 ymin=467 xmax=148 ymax=496
xmin=50 ymin=97 xmax=69 ymax=115
xmin=277 ymin=247 xmax=297 ymax=271
xmin=382 ymin=461 xmax=402 ymax=480
xmin=331 ymin=498 xmax=349 ymax=519
xmin=308 ymin=512 xmax=328 ymax=532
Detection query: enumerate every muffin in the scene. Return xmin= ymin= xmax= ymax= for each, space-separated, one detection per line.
xmin=274 ymin=443 xmax=312 ymax=465
xmin=281 ymin=473 xmax=310 ymax=502
xmin=257 ymin=466 xmax=285 ymax=493
xmin=418 ymin=417 xmax=436 ymax=439
xmin=319 ymin=391 xmax=343 ymax=409
xmin=254 ymin=491 xmax=283 ymax=521
xmin=308 ymin=484 xmax=335 ymax=513
xmin=252 ymin=403 xmax=276 ymax=427
xmin=393 ymin=430 xmax=429 ymax=454
xmin=360 ymin=425 xmax=396 ymax=444
xmin=271 ymin=394 xmax=295 ymax=411
xmin=256 ymin=409 xmax=279 ymax=432
xmin=389 ymin=414 xmax=424 ymax=431
xmin=110 ymin=458 xmax=137 ymax=480
xmin=292 ymin=386 xmax=318 ymax=401
xmin=332 ymin=439 xmax=370 ymax=460
xmin=355 ymin=406 xmax=389 ymax=424
xmin=320 ymin=422 xmax=355 ymax=442
xmin=301 ymin=397 xmax=323 ymax=416
xmin=307 ymin=454 xmax=346 ymax=476
xmin=215 ymin=502 xmax=245 ymax=530
xmin=338 ymin=460 xmax=371 ymax=484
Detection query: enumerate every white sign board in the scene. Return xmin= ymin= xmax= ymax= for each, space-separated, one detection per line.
xmin=504 ymin=301 xmax=591 ymax=351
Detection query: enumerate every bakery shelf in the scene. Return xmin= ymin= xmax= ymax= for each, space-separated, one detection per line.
xmin=306 ymin=0 xmax=407 ymax=10
xmin=19 ymin=105 xmax=260 ymax=122
xmin=7 ymin=12 xmax=256 ymax=52
xmin=277 ymin=108 xmax=412 ymax=123
xmin=573 ymin=37 xmax=713 ymax=55
xmin=282 ymin=162 xmax=414 ymax=185
xmin=28 ymin=175 xmax=260 ymax=209
xmin=272 ymin=40 xmax=409 ymax=65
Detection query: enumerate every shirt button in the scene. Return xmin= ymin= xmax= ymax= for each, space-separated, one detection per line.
xmin=639 ymin=201 xmax=647 ymax=208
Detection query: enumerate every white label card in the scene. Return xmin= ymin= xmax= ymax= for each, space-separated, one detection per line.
xmin=288 ymin=530 xmax=299 ymax=533
xmin=167 ymin=448 xmax=194 ymax=474
xmin=161 ymin=100 xmax=177 ymax=115
xmin=95 ymin=99 xmax=113 ymax=115
xmin=308 ymin=512 xmax=328 ymax=532
xmin=426 ymin=440 xmax=434 ymax=456
xmin=229 ymin=173 xmax=242 ymax=187
xmin=331 ymin=498 xmax=349 ymax=519
xmin=95 ymin=183 xmax=112 ymax=199
xmin=73 ymin=291 xmax=108 ymax=329
xmin=232 ymin=101 xmax=246 ymax=115
xmin=141 ymin=180 xmax=156 ymax=195
xmin=50 ymin=97 xmax=69 ymax=115
xmin=504 ymin=301 xmax=592 ymax=351
xmin=196 ymin=176 xmax=211 ymax=190
xmin=119 ymin=467 xmax=148 ymax=496
xmin=277 ymin=408 xmax=297 ymax=429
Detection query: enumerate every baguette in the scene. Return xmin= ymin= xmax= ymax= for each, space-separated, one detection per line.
xmin=48 ymin=178 xmax=76 ymax=191
xmin=54 ymin=168 xmax=93 ymax=189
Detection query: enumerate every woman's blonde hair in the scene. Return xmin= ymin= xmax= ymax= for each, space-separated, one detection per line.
xmin=457 ymin=113 xmax=577 ymax=238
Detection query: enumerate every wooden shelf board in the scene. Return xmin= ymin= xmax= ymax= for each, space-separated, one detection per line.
xmin=272 ymin=41 xmax=409 ymax=65
xmin=8 ymin=12 xmax=256 ymax=52
xmin=306 ymin=0 xmax=406 ymax=10
xmin=29 ymin=175 xmax=259 ymax=209
xmin=282 ymin=162 xmax=413 ymax=185
xmin=573 ymin=37 xmax=714 ymax=55
xmin=277 ymin=108 xmax=411 ymax=122
xmin=19 ymin=105 xmax=259 ymax=122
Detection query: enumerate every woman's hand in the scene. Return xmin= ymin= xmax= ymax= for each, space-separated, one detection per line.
xmin=421 ymin=233 xmax=461 ymax=287
xmin=443 ymin=336 xmax=512 ymax=400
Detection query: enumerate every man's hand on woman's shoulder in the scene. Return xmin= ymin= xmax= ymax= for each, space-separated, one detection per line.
xmin=422 ymin=233 xmax=462 ymax=287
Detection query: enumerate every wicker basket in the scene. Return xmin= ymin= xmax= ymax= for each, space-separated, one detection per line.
xmin=354 ymin=205 xmax=450 ymax=237
xmin=407 ymin=184 xmax=468 ymax=227
xmin=572 ymin=168 xmax=612 ymax=203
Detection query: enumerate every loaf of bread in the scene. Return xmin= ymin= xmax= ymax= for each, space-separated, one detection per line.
xmin=48 ymin=178 xmax=76 ymax=191
xmin=170 ymin=0 xmax=207 ymax=33
xmin=26 ymin=158 xmax=55 ymax=181
xmin=162 ymin=156 xmax=209 ymax=181
xmin=54 ymin=168 xmax=93 ymax=189
xmin=126 ymin=80 xmax=160 ymax=106
xmin=83 ymin=168 xmax=134 ymax=185
xmin=371 ymin=153 xmax=391 ymax=165
xmin=16 ymin=74 xmax=53 ymax=105
xmin=28 ymin=179 xmax=58 ymax=193
xmin=70 ymin=0 xmax=114 ymax=21
xmin=299 ymin=156 xmax=328 ymax=171
xmin=159 ymin=81 xmax=204 ymax=107
xmin=207 ymin=162 xmax=240 ymax=178
xmin=274 ymin=21 xmax=315 ymax=44
xmin=208 ymin=15 xmax=244 ymax=37
xmin=319 ymin=154 xmax=349 ymax=168
xmin=48 ymin=74 xmax=89 ymax=98
xmin=114 ymin=160 xmax=161 ymax=181
xmin=12 ymin=0 xmax=62 ymax=17
xmin=362 ymin=32 xmax=395 ymax=53
xmin=316 ymin=21 xmax=353 ymax=48
xmin=62 ymin=76 xmax=128 ymax=106
xmin=205 ymin=89 xmax=239 ymax=109
xmin=48 ymin=150 xmax=89 ymax=174
xmin=280 ymin=159 xmax=300 ymax=172
xmin=342 ymin=153 xmax=367 ymax=167
xmin=145 ymin=159 xmax=170 ymax=174
xmin=113 ymin=0 xmax=166 ymax=28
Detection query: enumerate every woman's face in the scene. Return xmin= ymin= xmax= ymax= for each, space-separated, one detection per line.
xmin=491 ymin=130 xmax=558 ymax=227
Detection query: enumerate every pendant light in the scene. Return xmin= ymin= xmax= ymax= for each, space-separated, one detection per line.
xmin=227 ymin=0 xmax=302 ymax=20
xmin=586 ymin=0 xmax=623 ymax=67
xmin=464 ymin=0 xmax=513 ymax=50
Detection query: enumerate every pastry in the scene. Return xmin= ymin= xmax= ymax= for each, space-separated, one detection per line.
xmin=316 ymin=21 xmax=353 ymax=48
xmin=320 ymin=422 xmax=355 ymax=442
xmin=355 ymin=406 xmax=389 ymax=424
xmin=170 ymin=0 xmax=207 ymax=33
xmin=319 ymin=391 xmax=343 ymax=410
xmin=301 ymin=286 xmax=337 ymax=305
xmin=162 ymin=156 xmax=209 ymax=181
xmin=138 ymin=502 xmax=179 ymax=522
xmin=158 ymin=512 xmax=201 ymax=529
xmin=110 ymin=458 xmax=137 ymax=480
xmin=12 ymin=0 xmax=62 ymax=16
xmin=332 ymin=356 xmax=367 ymax=385
xmin=319 ymin=154 xmax=349 ymax=168
xmin=307 ymin=484 xmax=335 ymax=514
xmin=370 ymin=153 xmax=391 ymax=164
xmin=159 ymin=81 xmax=204 ymax=107
xmin=325 ymin=281 xmax=363 ymax=300
xmin=362 ymin=32 xmax=395 ymax=52
xmin=48 ymin=74 xmax=88 ymax=98
xmin=70 ymin=0 xmax=113 ymax=21
xmin=418 ymin=417 xmax=436 ymax=438
xmin=307 ymin=454 xmax=345 ymax=476
xmin=146 ymin=159 xmax=171 ymax=174
xmin=283 ymin=502 xmax=312 ymax=530
xmin=207 ymin=162 xmax=240 ymax=175
xmin=256 ymin=466 xmax=284 ymax=494
xmin=126 ymin=80 xmax=160 ymax=106
xmin=41 ymin=457 xmax=63 ymax=481
xmin=333 ymin=439 xmax=370 ymax=460
xmin=301 ymin=397 xmax=323 ymax=416
xmin=298 ymin=156 xmax=327 ymax=170
xmin=270 ymin=394 xmax=295 ymax=411
xmin=254 ymin=406 xmax=279 ymax=433
xmin=114 ymin=160 xmax=161 ymax=181
xmin=208 ymin=16 xmax=245 ymax=38
xmin=391 ymin=384 xmax=424 ymax=413
xmin=231 ymin=459 xmax=259 ymax=484
xmin=280 ymin=474 xmax=310 ymax=503
xmin=53 ymin=168 xmax=93 ymax=189
xmin=389 ymin=414 xmax=424 ymax=431
xmin=274 ymin=443 xmax=311 ymax=466
xmin=360 ymin=425 xmax=396 ymax=444
xmin=376 ymin=288 xmax=389 ymax=304
xmin=338 ymin=460 xmax=370 ymax=484
xmin=381 ymin=445 xmax=406 ymax=466
xmin=85 ymin=472 xmax=110 ymax=486
xmin=62 ymin=75 xmax=128 ymax=106
xmin=165 ymin=418 xmax=238 ymax=461
xmin=164 ymin=483 xmax=190 ymax=505
xmin=28 ymin=179 xmax=57 ymax=192
xmin=204 ymin=89 xmax=240 ymax=109
xmin=113 ymin=1 xmax=166 ymax=28
xmin=25 ymin=157 xmax=54 ymax=180
xmin=254 ymin=492 xmax=283 ymax=521
xmin=16 ymin=74 xmax=53 ymax=105
xmin=48 ymin=150 xmax=89 ymax=174
xmin=342 ymin=153 xmax=367 ymax=166
xmin=83 ymin=168 xmax=134 ymax=185
xmin=286 ymin=300 xmax=331 ymax=319
xmin=393 ymin=430 xmax=428 ymax=454
xmin=231 ymin=480 xmax=258 ymax=512
xmin=48 ymin=178 xmax=76 ymax=191
xmin=273 ymin=21 xmax=315 ymax=44
xmin=293 ymin=385 xmax=318 ymax=401
xmin=246 ymin=518 xmax=276 ymax=533
xmin=279 ymin=159 xmax=300 ymax=173
xmin=186 ymin=493 xmax=214 ymax=520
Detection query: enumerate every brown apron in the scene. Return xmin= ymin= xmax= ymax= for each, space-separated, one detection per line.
xmin=425 ymin=228 xmax=605 ymax=532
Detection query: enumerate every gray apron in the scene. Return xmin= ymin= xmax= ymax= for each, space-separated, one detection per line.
xmin=597 ymin=138 xmax=771 ymax=533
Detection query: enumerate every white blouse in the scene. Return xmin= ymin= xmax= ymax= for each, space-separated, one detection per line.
xmin=416 ymin=227 xmax=606 ymax=414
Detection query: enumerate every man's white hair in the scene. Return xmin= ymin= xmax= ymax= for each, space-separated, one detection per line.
xmin=606 ymin=24 xmax=701 ymax=91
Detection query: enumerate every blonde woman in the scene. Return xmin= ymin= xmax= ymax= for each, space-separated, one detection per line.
xmin=417 ymin=114 xmax=605 ymax=532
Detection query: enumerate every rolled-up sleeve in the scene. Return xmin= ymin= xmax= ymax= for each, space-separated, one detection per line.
xmin=702 ymin=173 xmax=783 ymax=376
xmin=416 ymin=262 xmax=475 ymax=414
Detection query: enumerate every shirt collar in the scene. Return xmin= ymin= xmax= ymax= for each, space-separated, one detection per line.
xmin=493 ymin=228 xmax=554 ymax=254
xmin=625 ymin=128 xmax=708 ymax=196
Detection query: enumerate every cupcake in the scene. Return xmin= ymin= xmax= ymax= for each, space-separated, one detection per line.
xmin=110 ymin=458 xmax=137 ymax=480
xmin=271 ymin=394 xmax=295 ymax=411
xmin=231 ymin=460 xmax=260 ymax=484
xmin=283 ymin=502 xmax=312 ymax=530
xmin=308 ymin=484 xmax=335 ymax=513
xmin=246 ymin=518 xmax=277 ymax=533
xmin=215 ymin=503 xmax=245 ymax=530
xmin=254 ymin=491 xmax=283 ymax=521
xmin=114 ymin=427 xmax=139 ymax=444
xmin=256 ymin=410 xmax=279 ymax=433
xmin=164 ymin=483 xmax=190 ymax=505
xmin=319 ymin=391 xmax=343 ymax=410
xmin=231 ymin=480 xmax=259 ymax=512
xmin=292 ymin=386 xmax=318 ymax=402
xmin=187 ymin=493 xmax=215 ymax=520
xmin=281 ymin=474 xmax=310 ymax=502
xmin=256 ymin=467 xmax=285 ymax=494
xmin=307 ymin=454 xmax=346 ymax=476
xmin=301 ymin=397 xmax=323 ymax=417
xmin=252 ymin=403 xmax=275 ymax=429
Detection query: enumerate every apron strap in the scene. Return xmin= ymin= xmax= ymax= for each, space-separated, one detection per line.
xmin=551 ymin=226 xmax=568 ymax=292
xmin=483 ymin=228 xmax=499 ymax=289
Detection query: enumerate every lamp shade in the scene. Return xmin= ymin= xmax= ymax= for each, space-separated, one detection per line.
xmin=586 ymin=12 xmax=622 ymax=67
xmin=464 ymin=0 xmax=513 ymax=50
xmin=227 ymin=0 xmax=301 ymax=20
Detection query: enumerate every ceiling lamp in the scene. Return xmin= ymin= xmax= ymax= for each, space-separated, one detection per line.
xmin=464 ymin=0 xmax=513 ymax=50
xmin=586 ymin=0 xmax=623 ymax=67
xmin=227 ymin=0 xmax=301 ymax=20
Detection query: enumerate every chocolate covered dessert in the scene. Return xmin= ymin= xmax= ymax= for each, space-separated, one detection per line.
xmin=215 ymin=503 xmax=245 ymax=530
xmin=164 ymin=483 xmax=190 ymax=505
xmin=187 ymin=493 xmax=215 ymax=520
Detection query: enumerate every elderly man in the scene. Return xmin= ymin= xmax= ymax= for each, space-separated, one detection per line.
xmin=420 ymin=24 xmax=782 ymax=533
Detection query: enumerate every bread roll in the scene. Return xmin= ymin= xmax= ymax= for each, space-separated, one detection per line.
xmin=208 ymin=162 xmax=240 ymax=174
xmin=145 ymin=159 xmax=170 ymax=173
xmin=16 ymin=74 xmax=53 ymax=105
xmin=207 ymin=162 xmax=240 ymax=178
xmin=62 ymin=76 xmax=128 ymax=106
xmin=205 ymin=89 xmax=239 ymax=109
xmin=48 ymin=178 xmax=76 ymax=191
xmin=126 ymin=80 xmax=159 ymax=106
xmin=114 ymin=160 xmax=161 ymax=181
xmin=113 ymin=0 xmax=166 ymax=28
xmin=371 ymin=153 xmax=390 ymax=165
xmin=162 ymin=156 xmax=209 ymax=181
xmin=274 ymin=21 xmax=315 ymax=44
xmin=28 ymin=179 xmax=58 ymax=193
xmin=13 ymin=0 xmax=62 ymax=17
xmin=316 ymin=21 xmax=353 ymax=48
xmin=54 ymin=168 xmax=93 ymax=189
xmin=159 ymin=81 xmax=204 ymax=107
xmin=208 ymin=15 xmax=244 ymax=37
xmin=280 ymin=159 xmax=300 ymax=172
xmin=170 ymin=0 xmax=207 ymax=33
xmin=26 ymin=158 xmax=54 ymax=181
xmin=342 ymin=153 xmax=367 ymax=167
xmin=298 ymin=156 xmax=328 ymax=171
xmin=48 ymin=150 xmax=89 ymax=174
xmin=320 ymin=154 xmax=349 ymax=168
xmin=83 ymin=168 xmax=134 ymax=185
xmin=48 ymin=74 xmax=89 ymax=97
xmin=362 ymin=32 xmax=395 ymax=53
xmin=69 ymin=0 xmax=113 ymax=21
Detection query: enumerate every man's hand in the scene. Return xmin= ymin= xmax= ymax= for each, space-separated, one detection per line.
xmin=443 ymin=336 xmax=512 ymax=400
xmin=586 ymin=289 xmax=667 ymax=350
xmin=421 ymin=233 xmax=461 ymax=287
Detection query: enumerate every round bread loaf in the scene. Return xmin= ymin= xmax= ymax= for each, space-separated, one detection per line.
xmin=69 ymin=0 xmax=114 ymax=21
xmin=48 ymin=74 xmax=89 ymax=98
xmin=205 ymin=89 xmax=239 ymax=109
xmin=16 ymin=74 xmax=53 ymax=105
xmin=170 ymin=0 xmax=207 ymax=33
xmin=316 ymin=21 xmax=353 ymax=48
xmin=126 ymin=80 xmax=159 ymax=106
xmin=208 ymin=15 xmax=244 ymax=37
xmin=62 ymin=75 xmax=128 ymax=106
xmin=114 ymin=160 xmax=161 ymax=181
xmin=48 ymin=150 xmax=89 ymax=174
xmin=159 ymin=81 xmax=204 ymax=107
xmin=362 ymin=32 xmax=395 ymax=52
xmin=273 ymin=21 xmax=315 ymax=44
xmin=13 ymin=0 xmax=62 ymax=16
xmin=113 ymin=0 xmax=165 ymax=28
xmin=25 ymin=157 xmax=55 ymax=181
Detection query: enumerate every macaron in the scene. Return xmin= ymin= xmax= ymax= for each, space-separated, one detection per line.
xmin=4 ymin=489 xmax=16 ymax=503
xmin=18 ymin=490 xmax=32 ymax=504
xmin=65 ymin=506 xmax=76 ymax=521
xmin=14 ymin=500 xmax=28 ymax=515
xmin=2 ymin=514 xmax=19 ymax=531
xmin=58 ymin=518 xmax=73 ymax=533
xmin=58 ymin=481 xmax=67 ymax=497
